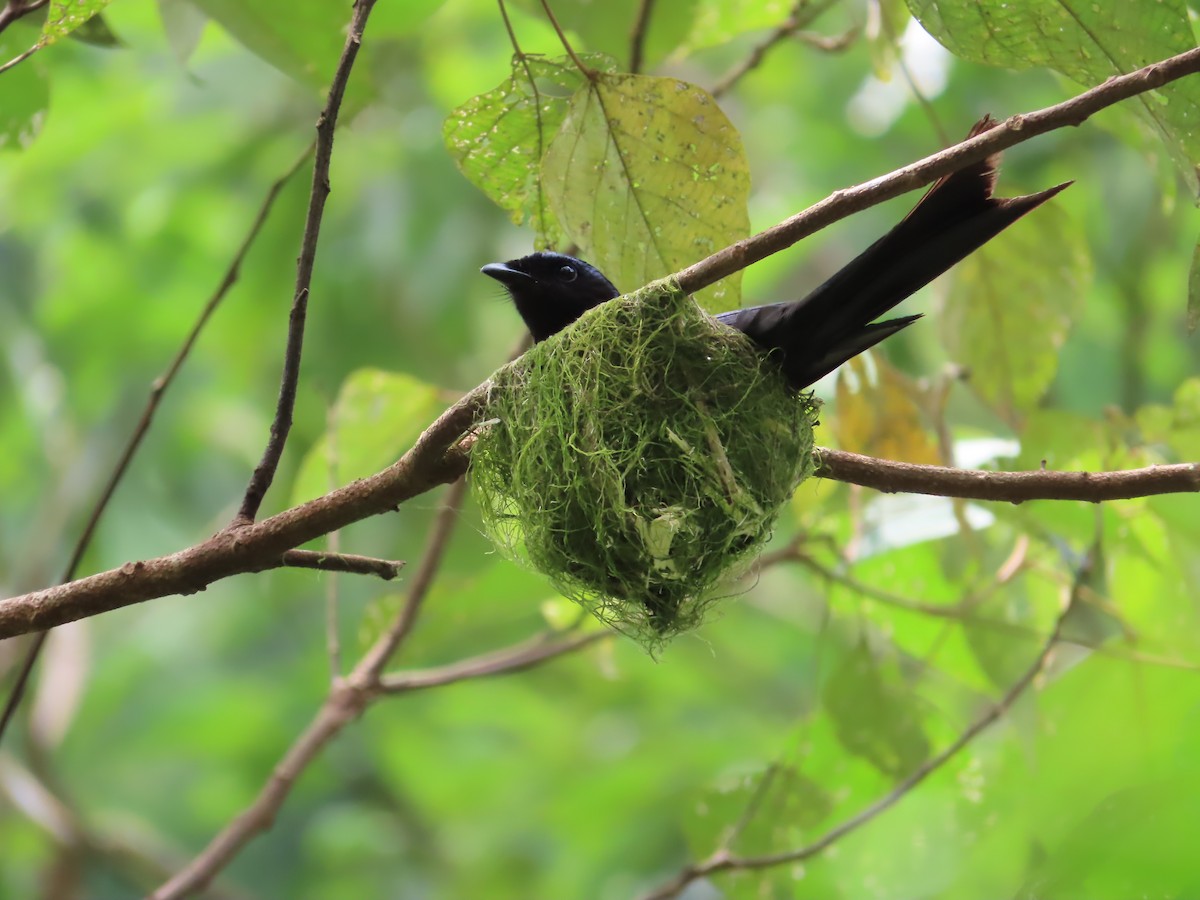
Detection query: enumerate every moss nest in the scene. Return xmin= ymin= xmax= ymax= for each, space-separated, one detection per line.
xmin=471 ymin=281 xmax=820 ymax=649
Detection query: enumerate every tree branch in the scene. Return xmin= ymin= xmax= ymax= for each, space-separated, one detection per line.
xmin=0 ymin=389 xmax=482 ymax=639
xmin=681 ymin=45 xmax=1200 ymax=296
xmin=379 ymin=629 xmax=608 ymax=692
xmin=628 ymin=0 xmax=655 ymax=74
xmin=640 ymin=588 xmax=1075 ymax=900
xmin=817 ymin=449 xmax=1200 ymax=503
xmin=150 ymin=624 xmax=600 ymax=898
xmin=280 ymin=550 xmax=404 ymax=579
xmin=0 ymin=0 xmax=46 ymax=35
xmin=3 ymin=46 xmax=1199 ymax=641
xmin=0 ymin=145 xmax=313 ymax=748
xmin=234 ymin=1 xmax=376 ymax=524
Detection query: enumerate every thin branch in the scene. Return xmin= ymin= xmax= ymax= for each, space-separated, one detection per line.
xmin=358 ymin=476 xmax=469 ymax=680
xmin=683 ymin=45 xmax=1200 ymax=296
xmin=711 ymin=0 xmax=841 ymax=98
xmin=0 ymin=0 xmax=47 ymax=34
xmin=640 ymin=591 xmax=1074 ymax=900
xmin=628 ymin=0 xmax=655 ymax=74
xmin=0 ymin=39 xmax=37 ymax=74
xmin=0 ymin=145 xmax=313 ymax=749
xmin=817 ymin=449 xmax=1200 ymax=503
xmin=152 ymin=625 xmax=598 ymax=898
xmin=379 ymin=629 xmax=608 ymax=692
xmin=149 ymin=675 xmax=370 ymax=900
xmin=234 ymin=2 xmax=376 ymax=525
xmin=280 ymin=550 xmax=404 ymax=579
xmin=4 ymin=47 xmax=1200 ymax=640
xmin=0 ymin=392 xmax=480 ymax=639
xmin=538 ymin=0 xmax=594 ymax=79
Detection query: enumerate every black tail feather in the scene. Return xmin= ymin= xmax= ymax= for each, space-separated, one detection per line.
xmin=718 ymin=117 xmax=1070 ymax=389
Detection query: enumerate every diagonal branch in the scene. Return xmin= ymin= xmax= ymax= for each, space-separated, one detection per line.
xmin=816 ymin=449 xmax=1200 ymax=502
xmin=233 ymin=0 xmax=378 ymax=525
xmin=680 ymin=45 xmax=1200 ymax=297
xmin=150 ymin=625 xmax=600 ymax=898
xmin=640 ymin=586 xmax=1076 ymax=900
xmin=2 ymin=46 xmax=1200 ymax=640
xmin=0 ymin=145 xmax=313 ymax=748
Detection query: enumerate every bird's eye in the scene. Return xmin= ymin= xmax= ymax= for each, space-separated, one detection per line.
xmin=558 ymin=265 xmax=578 ymax=282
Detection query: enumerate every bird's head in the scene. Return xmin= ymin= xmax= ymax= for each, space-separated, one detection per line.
xmin=481 ymin=251 xmax=620 ymax=342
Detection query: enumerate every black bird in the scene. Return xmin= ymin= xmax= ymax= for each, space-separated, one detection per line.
xmin=482 ymin=139 xmax=1068 ymax=390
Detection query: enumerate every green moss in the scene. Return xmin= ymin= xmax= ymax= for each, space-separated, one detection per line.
xmin=472 ymin=281 xmax=819 ymax=650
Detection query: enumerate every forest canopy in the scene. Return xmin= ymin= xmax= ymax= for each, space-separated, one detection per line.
xmin=0 ymin=1 xmax=1198 ymax=898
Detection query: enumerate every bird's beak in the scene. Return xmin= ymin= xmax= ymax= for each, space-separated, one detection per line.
xmin=480 ymin=262 xmax=533 ymax=287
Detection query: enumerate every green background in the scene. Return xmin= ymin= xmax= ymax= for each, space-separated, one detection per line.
xmin=1 ymin=0 xmax=1199 ymax=897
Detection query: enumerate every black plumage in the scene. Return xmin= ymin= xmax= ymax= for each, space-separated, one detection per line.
xmin=483 ymin=133 xmax=1068 ymax=390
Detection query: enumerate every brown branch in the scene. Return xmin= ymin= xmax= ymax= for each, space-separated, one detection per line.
xmin=539 ymin=0 xmax=594 ymax=78
xmin=0 ymin=0 xmax=47 ymax=34
xmin=628 ymin=0 xmax=655 ymax=74
xmin=711 ymin=0 xmax=841 ymax=98
xmin=4 ymin=46 xmax=1200 ymax=642
xmin=234 ymin=2 xmax=376 ymax=525
xmin=358 ymin=476 xmax=469 ymax=680
xmin=0 ymin=37 xmax=37 ymax=74
xmin=817 ymin=449 xmax=1200 ymax=503
xmin=0 ymin=145 xmax=313 ymax=749
xmin=151 ymin=623 xmax=599 ymax=898
xmin=641 ymin=590 xmax=1074 ymax=900
xmin=280 ymin=550 xmax=404 ymax=579
xmin=0 ymin=387 xmax=482 ymax=640
xmin=3 ymin=429 xmax=1198 ymax=641
xmin=684 ymin=45 xmax=1200 ymax=296
xmin=379 ymin=629 xmax=608 ymax=692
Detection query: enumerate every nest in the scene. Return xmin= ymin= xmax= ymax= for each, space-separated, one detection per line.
xmin=471 ymin=281 xmax=820 ymax=650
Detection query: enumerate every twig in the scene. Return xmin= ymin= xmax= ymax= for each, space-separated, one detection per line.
xmin=0 ymin=391 xmax=481 ymax=639
xmin=4 ymin=47 xmax=1200 ymax=639
xmin=0 ymin=39 xmax=37 ymax=74
xmin=711 ymin=0 xmax=840 ymax=98
xmin=683 ymin=45 xmax=1200 ymax=296
xmin=538 ymin=0 xmax=594 ymax=79
xmin=0 ymin=145 xmax=313 ymax=749
xmin=640 ymin=589 xmax=1074 ymax=899
xmin=358 ymin=476 xmax=469 ymax=680
xmin=0 ymin=0 xmax=47 ymax=34
xmin=234 ymin=1 xmax=377 ymax=525
xmin=379 ymin=629 xmax=608 ymax=692
xmin=151 ymin=623 xmax=599 ymax=898
xmin=628 ymin=0 xmax=655 ymax=74
xmin=816 ymin=449 xmax=1200 ymax=503
xmin=280 ymin=550 xmax=404 ymax=579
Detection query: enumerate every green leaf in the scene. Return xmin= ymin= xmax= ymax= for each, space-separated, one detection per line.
xmin=940 ymin=200 xmax=1090 ymax=427
xmin=1017 ymin=777 xmax=1200 ymax=899
xmin=908 ymin=0 xmax=1200 ymax=192
xmin=685 ymin=762 xmax=834 ymax=858
xmin=41 ymin=0 xmax=113 ymax=46
xmin=187 ymin=0 xmax=347 ymax=92
xmin=542 ymin=73 xmax=750 ymax=312
xmin=66 ymin=12 xmax=121 ymax=47
xmin=822 ymin=639 xmax=930 ymax=778
xmin=290 ymin=369 xmax=445 ymax=507
xmin=186 ymin=0 xmax=440 ymax=106
xmin=443 ymin=54 xmax=616 ymax=249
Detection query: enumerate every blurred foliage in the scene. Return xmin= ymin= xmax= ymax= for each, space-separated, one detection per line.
xmin=0 ymin=0 xmax=1198 ymax=898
